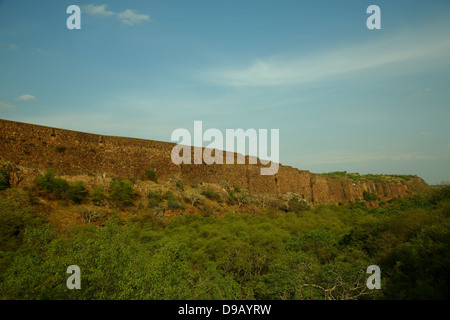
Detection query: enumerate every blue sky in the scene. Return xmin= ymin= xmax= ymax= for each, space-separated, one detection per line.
xmin=1 ymin=0 xmax=449 ymax=184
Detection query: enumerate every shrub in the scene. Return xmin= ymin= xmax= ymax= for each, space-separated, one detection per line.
xmin=109 ymin=178 xmax=135 ymax=207
xmin=147 ymin=191 xmax=163 ymax=201
xmin=0 ymin=166 xmax=11 ymax=191
xmin=91 ymin=186 xmax=106 ymax=206
xmin=202 ymin=188 xmax=221 ymax=202
xmin=201 ymin=205 xmax=214 ymax=217
xmin=148 ymin=198 xmax=160 ymax=208
xmin=164 ymin=190 xmax=175 ymax=200
xmin=37 ymin=170 xmax=70 ymax=199
xmin=349 ymin=198 xmax=367 ymax=209
xmin=175 ymin=180 xmax=185 ymax=191
xmin=186 ymin=189 xmax=205 ymax=206
xmin=227 ymin=192 xmax=237 ymax=206
xmin=363 ymin=190 xmax=380 ymax=201
xmin=236 ymin=192 xmax=250 ymax=208
xmin=220 ymin=182 xmax=231 ymax=192
xmin=429 ymin=185 xmax=450 ymax=205
xmin=147 ymin=193 xmax=163 ymax=208
xmin=37 ymin=169 xmax=56 ymax=192
xmin=67 ymin=181 xmax=89 ymax=204
xmin=37 ymin=170 xmax=89 ymax=203
xmin=145 ymin=169 xmax=157 ymax=182
xmin=78 ymin=206 xmax=111 ymax=224
xmin=55 ymin=146 xmax=67 ymax=153
xmin=288 ymin=197 xmax=310 ymax=213
xmin=167 ymin=198 xmax=181 ymax=210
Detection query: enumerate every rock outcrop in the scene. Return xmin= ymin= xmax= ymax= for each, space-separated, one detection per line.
xmin=0 ymin=119 xmax=428 ymax=204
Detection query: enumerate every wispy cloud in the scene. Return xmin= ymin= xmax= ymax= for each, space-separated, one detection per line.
xmin=117 ymin=9 xmax=150 ymax=26
xmin=83 ymin=4 xmax=114 ymax=16
xmin=0 ymin=101 xmax=15 ymax=110
xmin=200 ymin=22 xmax=450 ymax=87
xmin=0 ymin=43 xmax=18 ymax=51
xmin=15 ymin=94 xmax=36 ymax=101
xmin=83 ymin=4 xmax=150 ymax=26
xmin=412 ymin=87 xmax=432 ymax=98
xmin=35 ymin=48 xmax=61 ymax=57
xmin=289 ymin=152 xmax=450 ymax=167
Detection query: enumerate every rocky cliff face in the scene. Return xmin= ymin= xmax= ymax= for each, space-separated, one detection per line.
xmin=0 ymin=119 xmax=428 ymax=204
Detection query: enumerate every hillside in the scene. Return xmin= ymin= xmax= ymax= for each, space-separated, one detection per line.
xmin=0 ymin=119 xmax=428 ymax=205
xmin=1 ymin=118 xmax=448 ymax=301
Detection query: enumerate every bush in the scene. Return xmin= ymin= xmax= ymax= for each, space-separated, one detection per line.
xmin=147 ymin=191 xmax=162 ymax=199
xmin=363 ymin=190 xmax=380 ymax=202
xmin=167 ymin=198 xmax=181 ymax=210
xmin=176 ymin=180 xmax=185 ymax=191
xmin=91 ymin=186 xmax=106 ymax=206
xmin=202 ymin=188 xmax=221 ymax=202
xmin=78 ymin=206 xmax=111 ymax=224
xmin=66 ymin=181 xmax=88 ymax=204
xmin=288 ymin=197 xmax=310 ymax=213
xmin=109 ymin=178 xmax=136 ymax=207
xmin=37 ymin=170 xmax=69 ymax=199
xmin=201 ymin=205 xmax=214 ymax=217
xmin=429 ymin=185 xmax=450 ymax=205
xmin=227 ymin=192 xmax=237 ymax=206
xmin=236 ymin=192 xmax=250 ymax=207
xmin=186 ymin=189 xmax=205 ymax=207
xmin=37 ymin=170 xmax=88 ymax=203
xmin=0 ymin=166 xmax=11 ymax=191
xmin=147 ymin=190 xmax=163 ymax=203
xmin=148 ymin=198 xmax=160 ymax=208
xmin=145 ymin=169 xmax=157 ymax=182
xmin=220 ymin=183 xmax=231 ymax=192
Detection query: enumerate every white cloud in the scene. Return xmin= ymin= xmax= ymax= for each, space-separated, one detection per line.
xmin=289 ymin=152 xmax=450 ymax=167
xmin=413 ymin=87 xmax=433 ymax=98
xmin=83 ymin=4 xmax=114 ymax=16
xmin=200 ymin=22 xmax=450 ymax=87
xmin=15 ymin=94 xmax=36 ymax=101
xmin=0 ymin=43 xmax=18 ymax=51
xmin=117 ymin=9 xmax=150 ymax=26
xmin=0 ymin=101 xmax=15 ymax=110
xmin=82 ymin=4 xmax=150 ymax=26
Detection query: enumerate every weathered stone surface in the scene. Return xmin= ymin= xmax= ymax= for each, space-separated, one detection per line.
xmin=0 ymin=119 xmax=428 ymax=204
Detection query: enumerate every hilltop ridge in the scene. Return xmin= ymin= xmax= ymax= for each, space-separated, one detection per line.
xmin=0 ymin=119 xmax=428 ymax=205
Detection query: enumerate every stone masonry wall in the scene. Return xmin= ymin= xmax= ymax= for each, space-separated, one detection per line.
xmin=0 ymin=119 xmax=428 ymax=204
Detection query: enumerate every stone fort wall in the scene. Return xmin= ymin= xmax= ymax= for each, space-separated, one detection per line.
xmin=0 ymin=119 xmax=428 ymax=204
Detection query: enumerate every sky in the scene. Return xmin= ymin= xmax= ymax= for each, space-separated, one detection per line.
xmin=0 ymin=0 xmax=449 ymax=185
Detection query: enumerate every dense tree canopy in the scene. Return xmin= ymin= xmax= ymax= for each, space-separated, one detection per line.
xmin=0 ymin=179 xmax=449 ymax=300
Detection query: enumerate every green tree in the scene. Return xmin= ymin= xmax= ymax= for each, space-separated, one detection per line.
xmin=91 ymin=186 xmax=106 ymax=206
xmin=145 ymin=169 xmax=157 ymax=182
xmin=109 ymin=178 xmax=136 ymax=207
xmin=67 ymin=181 xmax=88 ymax=204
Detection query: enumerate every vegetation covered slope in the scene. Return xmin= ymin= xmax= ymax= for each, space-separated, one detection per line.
xmin=0 ymin=168 xmax=449 ymax=300
xmin=321 ymin=171 xmax=415 ymax=184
